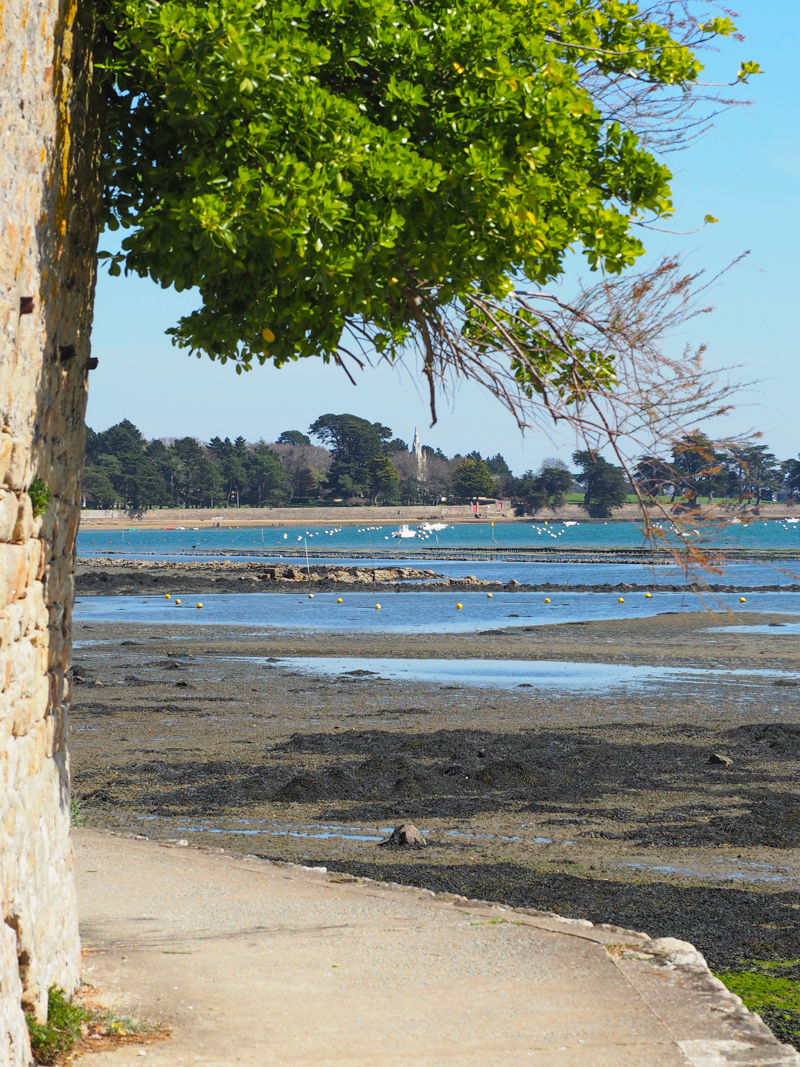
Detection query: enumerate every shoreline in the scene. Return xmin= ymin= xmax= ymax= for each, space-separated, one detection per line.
xmin=77 ymin=501 xmax=800 ymax=529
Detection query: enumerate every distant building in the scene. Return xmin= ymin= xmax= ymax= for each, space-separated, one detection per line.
xmin=412 ymin=426 xmax=426 ymax=480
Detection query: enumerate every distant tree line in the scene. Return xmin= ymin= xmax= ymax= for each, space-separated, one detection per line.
xmin=632 ymin=433 xmax=796 ymax=508
xmin=82 ymin=418 xmax=797 ymax=515
xmin=82 ymin=415 xmax=519 ymax=510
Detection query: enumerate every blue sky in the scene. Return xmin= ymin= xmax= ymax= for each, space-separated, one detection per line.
xmin=86 ymin=0 xmax=799 ymax=474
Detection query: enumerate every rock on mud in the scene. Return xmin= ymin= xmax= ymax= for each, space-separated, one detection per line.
xmin=380 ymin=824 xmax=428 ymax=849
xmin=708 ymin=752 xmax=733 ymax=767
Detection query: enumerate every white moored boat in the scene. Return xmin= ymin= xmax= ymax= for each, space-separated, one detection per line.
xmin=391 ymin=524 xmax=417 ymax=539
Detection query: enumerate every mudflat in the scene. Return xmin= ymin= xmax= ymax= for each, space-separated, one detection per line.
xmin=70 ymin=606 xmax=800 ymax=990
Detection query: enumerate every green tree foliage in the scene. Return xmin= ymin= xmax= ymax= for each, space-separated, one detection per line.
xmin=272 ymin=441 xmax=331 ymax=500
xmin=369 ymin=455 xmax=400 ymax=505
xmin=484 ymin=453 xmax=515 ymax=495
xmin=453 ymin=456 xmax=496 ymax=499
xmin=670 ymin=432 xmax=727 ymax=503
xmin=632 ymin=454 xmax=671 ymax=499
xmin=485 ymin=453 xmax=511 ymax=477
xmin=96 ymin=0 xmax=749 ymax=405
xmin=246 ymin=442 xmax=291 ymax=506
xmin=277 ymin=430 xmax=311 ymax=446
xmin=572 ymin=450 xmax=628 ymax=517
xmin=725 ymin=444 xmax=782 ymax=505
xmin=171 ymin=436 xmax=223 ymax=506
xmin=309 ymin=413 xmax=391 ymax=498
xmin=784 ymin=458 xmax=800 ymax=501
xmin=422 ymin=445 xmax=448 ymax=462
xmin=517 ymin=458 xmax=573 ymax=513
xmin=84 ymin=419 xmax=171 ymax=508
xmin=81 ymin=466 xmax=120 ymax=508
xmin=86 ymin=421 xmax=292 ymax=508
xmin=208 ymin=435 xmax=249 ymax=506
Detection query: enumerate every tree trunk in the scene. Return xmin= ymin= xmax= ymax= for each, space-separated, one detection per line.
xmin=1 ymin=0 xmax=102 ymax=1058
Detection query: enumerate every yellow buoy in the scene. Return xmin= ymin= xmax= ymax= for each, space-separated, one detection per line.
xmin=375 ymin=604 xmax=381 ymax=610
xmin=456 ymin=603 xmax=463 ymax=610
xmin=308 ymin=593 xmax=314 ymax=599
xmin=490 ymin=521 xmax=494 ymax=527
xmin=165 ymin=594 xmax=170 ymax=599
xmin=739 ymin=596 xmax=747 ymax=603
xmin=645 ymin=592 xmax=652 ymax=598
xmin=544 ymin=598 xmax=551 ymax=604
xmin=197 ymin=602 xmax=203 ymax=609
xmin=487 ymin=592 xmax=493 ymax=598
xmin=175 ymin=599 xmax=181 ymax=605
xmin=337 ymin=597 xmax=343 ymax=604
xmin=618 ymin=597 xmax=625 ymax=603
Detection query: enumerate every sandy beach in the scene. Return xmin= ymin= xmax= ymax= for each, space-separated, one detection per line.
xmin=77 ymin=502 xmax=800 ymax=529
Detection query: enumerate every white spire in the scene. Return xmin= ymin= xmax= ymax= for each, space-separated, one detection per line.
xmin=412 ymin=427 xmax=425 ymax=478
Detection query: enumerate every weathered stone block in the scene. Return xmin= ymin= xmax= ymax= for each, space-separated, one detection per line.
xmin=12 ymin=495 xmax=34 ymax=545
xmin=0 ymin=492 xmax=18 ymax=542
xmin=0 ymin=434 xmax=14 ymax=484
xmin=0 ymin=547 xmax=28 ymax=612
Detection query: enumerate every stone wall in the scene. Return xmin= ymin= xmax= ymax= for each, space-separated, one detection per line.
xmin=1 ymin=0 xmax=101 ymax=1061
xmin=79 ymin=503 xmax=508 ymax=526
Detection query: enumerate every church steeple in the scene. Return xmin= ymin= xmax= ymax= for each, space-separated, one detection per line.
xmin=412 ymin=427 xmax=425 ymax=478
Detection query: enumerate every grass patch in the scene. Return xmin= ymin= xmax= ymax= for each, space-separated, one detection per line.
xmin=69 ymin=801 xmax=86 ymax=828
xmin=26 ymin=985 xmax=167 ymax=1064
xmin=26 ymin=987 xmax=88 ymax=1065
xmin=715 ymin=960 xmax=800 ymax=1050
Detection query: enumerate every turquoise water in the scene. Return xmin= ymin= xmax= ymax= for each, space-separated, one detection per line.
xmin=77 ymin=517 xmax=800 ymax=558
xmin=74 ymin=590 xmax=800 ymax=633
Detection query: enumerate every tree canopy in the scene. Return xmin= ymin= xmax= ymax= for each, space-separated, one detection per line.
xmin=572 ymin=449 xmax=628 ymax=516
xmin=97 ymin=0 xmax=755 ymax=415
xmin=308 ymin=412 xmax=393 ymax=498
xmin=453 ymin=456 xmax=496 ymax=499
xmin=277 ymin=430 xmax=311 ymax=446
xmin=517 ymin=458 xmax=574 ymax=513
